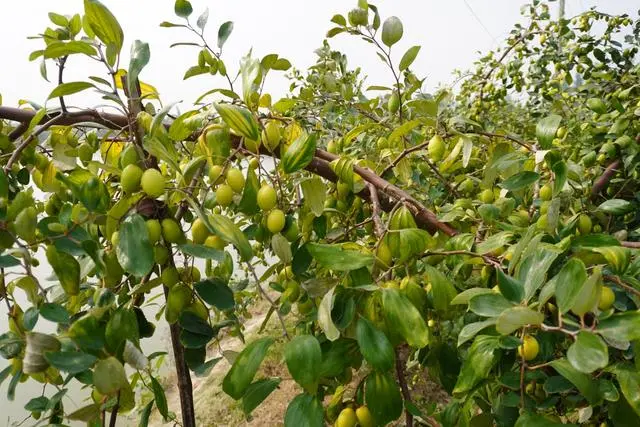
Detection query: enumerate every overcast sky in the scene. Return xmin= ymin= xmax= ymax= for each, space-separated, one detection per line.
xmin=0 ymin=1 xmax=638 ymax=111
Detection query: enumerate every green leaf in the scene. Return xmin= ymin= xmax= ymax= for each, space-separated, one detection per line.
xmin=382 ymin=288 xmax=430 ymax=347
xmin=178 ymin=243 xmax=225 ymax=261
xmin=458 ymin=319 xmax=497 ymax=347
xmin=365 ymin=371 xmax=403 ymax=425
xmin=45 ymin=351 xmax=96 ymax=374
xmin=25 ymin=396 xmax=49 ymax=412
xmin=549 ymin=358 xmax=599 ymax=404
xmin=300 ymin=177 xmax=326 ymax=217
xmin=105 ymin=307 xmax=139 ymax=353
xmin=116 ymin=214 xmax=154 ymax=277
xmin=519 ymin=248 xmax=560 ymax=301
xmin=151 ymin=376 xmax=169 ymax=421
xmin=213 ymin=102 xmax=259 ymax=140
xmin=496 ymin=269 xmax=524 ymax=303
xmin=282 ymin=133 xmax=317 ymax=174
xmin=242 ymin=378 xmax=281 ymax=416
xmin=500 ymin=171 xmax=540 ymax=191
xmin=0 ymin=333 xmax=23 ymax=359
xmin=567 ymin=331 xmax=608 ymax=373
xmin=515 ymin=413 xmax=573 ymax=426
xmin=68 ymin=314 xmax=105 ymax=350
xmin=223 ymin=337 xmax=274 ymax=399
xmin=597 ymin=312 xmax=640 ymax=342
xmin=196 ymin=8 xmax=209 ymax=30
xmin=84 ymin=0 xmax=124 ymax=61
xmin=194 ymin=278 xmax=235 ymax=311
xmin=424 ymin=265 xmax=458 ymax=311
xmin=551 ymin=160 xmax=567 ymax=196
xmin=536 ymin=114 xmax=562 ymax=149
xmin=597 ymin=199 xmax=633 ymax=215
xmin=356 ymin=317 xmax=395 ymax=371
xmin=591 ymin=246 xmax=630 ymax=274
xmin=453 ymin=335 xmax=500 ymax=395
xmin=571 ymin=268 xmax=601 ymax=317
xmin=284 ymin=393 xmax=324 ymax=427
xmin=610 ymin=364 xmax=640 ymax=417
xmin=469 ymin=293 xmax=514 ymax=317
xmin=399 ymin=45 xmax=421 ymax=71
xmin=67 ymin=404 xmax=100 ymax=422
xmin=238 ymin=166 xmax=259 ymax=215
xmin=496 ymin=307 xmax=544 ymax=335
xmin=271 ymin=233 xmax=292 ymax=263
xmin=285 ymin=335 xmax=322 ymax=394
xmin=318 ymin=287 xmax=339 ymax=341
xmin=305 ymin=242 xmax=373 ymax=271
xmin=206 ymin=213 xmax=253 ymax=261
xmin=174 ymin=0 xmax=193 ymax=17
xmin=127 ymin=40 xmax=150 ymax=97
xmin=217 ymin=21 xmax=234 ymax=48
xmin=39 ymin=303 xmax=70 ymax=323
xmin=552 ymin=258 xmax=587 ymax=314
xmin=44 ymin=41 xmax=97 ymax=58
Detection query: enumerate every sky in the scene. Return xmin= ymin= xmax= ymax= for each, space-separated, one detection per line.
xmin=0 ymin=0 xmax=638 ymax=113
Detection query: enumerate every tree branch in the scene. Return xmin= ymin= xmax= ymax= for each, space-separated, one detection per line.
xmin=591 ymin=159 xmax=622 ymax=200
xmin=395 ymin=346 xmax=413 ymax=427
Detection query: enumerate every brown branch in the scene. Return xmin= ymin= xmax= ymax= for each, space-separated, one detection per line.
xmin=8 ymin=122 xmax=28 ymax=142
xmin=621 ymin=241 xmax=640 ymax=249
xmin=395 ymin=346 xmax=413 ymax=427
xmin=382 ymin=140 xmax=430 ymax=177
xmin=0 ymin=105 xmax=455 ymax=236
xmin=591 ymin=159 xmax=622 ymax=200
xmin=605 ymin=274 xmax=640 ymax=299
xmin=57 ymin=56 xmax=68 ymax=113
xmin=475 ymin=131 xmax=534 ymax=152
xmin=366 ymin=182 xmax=385 ymax=237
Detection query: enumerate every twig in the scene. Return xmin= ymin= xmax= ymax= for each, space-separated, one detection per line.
xmin=621 ymin=241 xmax=640 ymax=249
xmin=108 ymin=392 xmax=119 ymax=427
xmin=366 ymin=182 xmax=385 ymax=237
xmin=605 ymin=274 xmax=640 ymax=299
xmin=381 ymin=140 xmax=430 ymax=176
xmin=395 ymin=346 xmax=413 ymax=427
xmin=57 ymin=56 xmax=68 ymax=113
xmin=474 ymin=131 xmax=534 ymax=152
xmin=591 ymin=159 xmax=622 ymax=200
xmin=245 ymin=261 xmax=290 ymax=340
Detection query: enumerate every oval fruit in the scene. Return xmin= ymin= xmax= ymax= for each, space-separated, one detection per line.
xmin=146 ymin=219 xmax=162 ymax=244
xmin=381 ymin=16 xmax=403 ymax=47
xmin=387 ymin=92 xmax=400 ymax=114
xmin=140 ymin=169 xmax=165 ymax=198
xmin=162 ymin=218 xmax=184 ymax=244
xmin=336 ymin=407 xmax=357 ymax=427
xmin=598 ymin=286 xmax=615 ymax=311
xmin=539 ymin=184 xmax=552 ymax=201
xmin=428 ymin=135 xmax=445 ymax=161
xmin=257 ymin=185 xmax=277 ymax=211
xmin=267 ymin=209 xmax=286 ymax=233
xmin=226 ymin=168 xmax=245 ymax=193
xmin=121 ymin=164 xmax=143 ymax=194
xmin=161 ymin=266 xmax=180 ymax=288
xmin=262 ymin=120 xmax=281 ymax=152
xmin=215 ymin=184 xmax=234 ymax=206
xmin=577 ymin=214 xmax=592 ymax=235
xmin=348 ymin=8 xmax=368 ymax=26
xmin=209 ymin=165 xmax=223 ymax=184
xmin=204 ymin=235 xmax=226 ymax=250
xmin=191 ymin=218 xmax=210 ymax=244
xmin=479 ymin=189 xmax=494 ymax=204
xmin=518 ymin=335 xmax=539 ymax=361
xmin=356 ymin=406 xmax=374 ymax=427
xmin=14 ymin=206 xmax=37 ymax=242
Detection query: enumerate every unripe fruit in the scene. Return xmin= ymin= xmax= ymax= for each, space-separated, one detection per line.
xmin=262 ymin=121 xmax=281 ymax=152
xmin=215 ymin=184 xmax=234 ymax=206
xmin=556 ymin=126 xmax=567 ymax=139
xmin=387 ymin=92 xmax=400 ymax=114
xmin=146 ymin=219 xmax=162 ymax=244
xmin=376 ymin=241 xmax=392 ymax=268
xmin=428 ymin=135 xmax=445 ymax=161
xmin=161 ymin=218 xmax=184 ymax=244
xmin=161 ymin=266 xmax=180 ymax=288
xmin=297 ymin=298 xmax=314 ymax=315
xmin=119 ymin=145 xmax=139 ymax=168
xmin=179 ymin=266 xmax=201 ymax=283
xmin=518 ymin=335 xmax=539 ymax=361
xmin=598 ymin=287 xmax=615 ymax=311
xmin=204 ymin=235 xmax=226 ymax=250
xmin=336 ymin=407 xmax=357 ymax=427
xmin=121 ymin=164 xmax=143 ymax=194
xmin=154 ymin=245 xmax=169 ymax=265
xmin=267 ymin=209 xmax=286 ymax=233
xmin=536 ymin=215 xmax=548 ymax=230
xmin=191 ymin=218 xmax=210 ymax=244
xmin=479 ymin=189 xmax=494 ymax=204
xmin=577 ymin=214 xmax=592 ymax=235
xmin=348 ymin=8 xmax=368 ymax=26
xmin=283 ymin=219 xmax=300 ymax=242
xmin=244 ymin=138 xmax=260 ymax=153
xmin=140 ymin=169 xmax=165 ymax=198
xmin=539 ymin=184 xmax=552 ymax=201
xmin=381 ymin=16 xmax=403 ymax=47
xmin=282 ymin=280 xmax=300 ymax=302
xmin=248 ymin=157 xmax=259 ymax=170
xmin=257 ymin=185 xmax=277 ymax=211
xmin=327 ymin=140 xmax=337 ymax=154
xmin=14 ymin=206 xmax=37 ymax=242
xmin=226 ymin=168 xmax=245 ymax=193
xmin=166 ymin=284 xmax=192 ymax=324
xmin=209 ymin=165 xmax=223 ymax=184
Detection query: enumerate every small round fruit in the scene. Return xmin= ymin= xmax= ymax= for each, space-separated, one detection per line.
xmin=154 ymin=245 xmax=169 ymax=265
xmin=539 ymin=184 xmax=552 ymax=201
xmin=121 ymin=164 xmax=143 ymax=194
xmin=140 ymin=169 xmax=165 ymax=198
xmin=518 ymin=335 xmax=539 ymax=361
xmin=248 ymin=158 xmax=259 ymax=170
xmin=327 ymin=140 xmax=337 ymax=154
xmin=161 ymin=218 xmax=184 ymax=244
xmin=387 ymin=92 xmax=400 ymax=114
xmin=191 ymin=218 xmax=210 ymax=244
xmin=209 ymin=165 xmax=223 ymax=184
xmin=262 ymin=120 xmax=281 ymax=151
xmin=283 ymin=220 xmax=299 ymax=242
xmin=336 ymin=407 xmax=358 ymax=427
xmin=146 ymin=219 xmax=162 ymax=244
xmin=204 ymin=235 xmax=226 ymax=250
xmin=226 ymin=168 xmax=245 ymax=193
xmin=479 ymin=189 xmax=494 ymax=204
xmin=348 ymin=8 xmax=368 ymax=26
xmin=428 ymin=135 xmax=445 ymax=161
xmin=119 ymin=145 xmax=139 ymax=168
xmin=598 ymin=286 xmax=615 ymax=311
xmin=161 ymin=266 xmax=180 ymax=288
xmin=180 ymin=266 xmax=201 ymax=283
xmin=297 ymin=298 xmax=314 ymax=315
xmin=257 ymin=185 xmax=277 ymax=211
xmin=215 ymin=184 xmax=234 ymax=206
xmin=282 ymin=280 xmax=300 ymax=302
xmin=267 ymin=209 xmax=286 ymax=233
xmin=577 ymin=214 xmax=592 ymax=235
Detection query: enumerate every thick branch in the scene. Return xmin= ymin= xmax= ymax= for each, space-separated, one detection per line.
xmin=591 ymin=159 xmax=622 ymax=200
xmin=395 ymin=346 xmax=414 ymax=427
xmin=0 ymin=105 xmax=455 ymax=236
